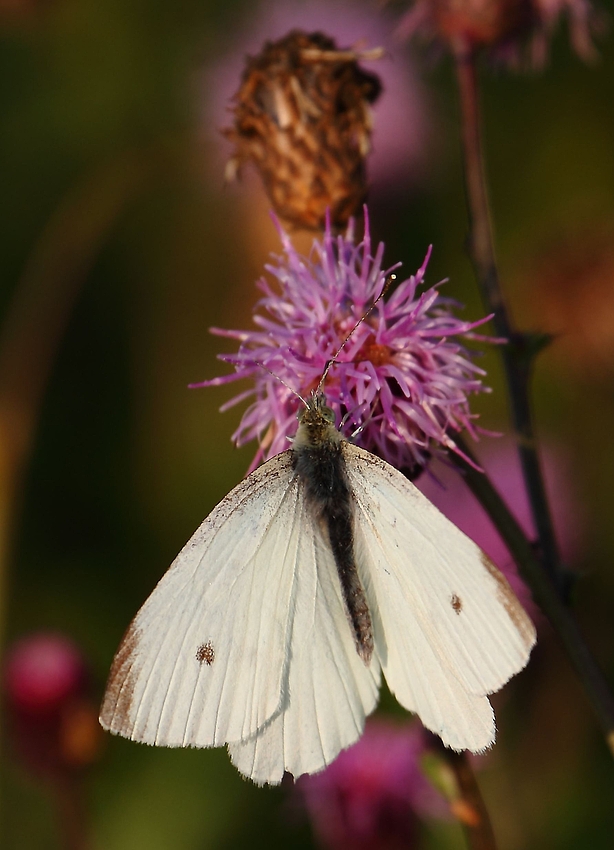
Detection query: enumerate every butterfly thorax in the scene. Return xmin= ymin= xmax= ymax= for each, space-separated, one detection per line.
xmin=292 ymin=392 xmax=347 ymax=511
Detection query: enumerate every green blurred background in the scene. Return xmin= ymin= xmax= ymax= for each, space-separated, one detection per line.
xmin=1 ymin=0 xmax=613 ymax=847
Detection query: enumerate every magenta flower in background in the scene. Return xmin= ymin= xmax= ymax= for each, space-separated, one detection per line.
xmin=526 ymin=0 xmax=604 ymax=64
xmin=3 ymin=632 xmax=101 ymax=779
xmin=297 ymin=719 xmax=447 ymax=850
xmin=203 ymin=0 xmax=431 ymax=193
xmin=5 ymin=634 xmax=86 ymax=713
xmin=195 ymin=211 xmax=493 ymax=473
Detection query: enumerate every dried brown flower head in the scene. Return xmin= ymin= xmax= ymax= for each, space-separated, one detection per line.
xmin=223 ymin=30 xmax=382 ymax=231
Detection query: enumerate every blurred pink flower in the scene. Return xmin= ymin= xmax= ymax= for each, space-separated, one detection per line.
xmin=203 ymin=0 xmax=431 ymax=193
xmin=297 ymin=719 xmax=447 ymax=850
xmin=3 ymin=632 xmax=101 ymax=779
xmin=395 ymin=0 xmax=605 ymax=68
xmin=195 ymin=210 xmax=494 ymax=473
xmin=526 ymin=0 xmax=604 ymax=65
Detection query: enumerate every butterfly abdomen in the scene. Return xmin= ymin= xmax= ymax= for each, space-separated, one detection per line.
xmin=293 ymin=408 xmax=373 ymax=665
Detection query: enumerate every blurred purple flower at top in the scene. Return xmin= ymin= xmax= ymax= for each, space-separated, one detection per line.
xmin=203 ymin=0 xmax=431 ymax=193
xmin=194 ymin=210 xmax=494 ymax=474
xmin=3 ymin=632 xmax=101 ymax=779
xmin=528 ymin=0 xmax=604 ymax=64
xmin=395 ymin=0 xmax=605 ymax=68
xmin=417 ymin=438 xmax=584 ymax=617
xmin=297 ymin=719 xmax=447 ymax=850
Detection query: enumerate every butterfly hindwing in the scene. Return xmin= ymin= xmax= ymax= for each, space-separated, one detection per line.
xmin=229 ymin=521 xmax=381 ymax=784
xmin=345 ymin=443 xmax=535 ymax=750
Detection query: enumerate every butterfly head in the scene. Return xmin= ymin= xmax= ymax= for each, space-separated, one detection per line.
xmin=294 ymin=392 xmax=342 ymax=449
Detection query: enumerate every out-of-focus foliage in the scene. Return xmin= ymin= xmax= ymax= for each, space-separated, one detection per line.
xmin=0 ymin=0 xmax=613 ymax=848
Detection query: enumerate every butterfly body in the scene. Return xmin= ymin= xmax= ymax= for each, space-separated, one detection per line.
xmin=293 ymin=394 xmax=373 ymax=663
xmin=100 ymin=392 xmax=536 ymax=785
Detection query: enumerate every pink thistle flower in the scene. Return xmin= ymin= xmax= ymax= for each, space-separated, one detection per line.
xmin=395 ymin=0 xmax=605 ymax=69
xmin=526 ymin=0 xmax=604 ymax=65
xmin=194 ymin=210 xmax=493 ymax=473
xmin=297 ymin=719 xmax=447 ymax=850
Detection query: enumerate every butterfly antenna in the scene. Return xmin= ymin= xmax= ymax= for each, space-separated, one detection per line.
xmin=251 ymin=360 xmax=309 ymax=408
xmin=316 ymin=273 xmax=396 ymax=394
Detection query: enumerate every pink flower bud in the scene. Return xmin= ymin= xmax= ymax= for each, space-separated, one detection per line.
xmin=3 ymin=633 xmax=101 ymax=779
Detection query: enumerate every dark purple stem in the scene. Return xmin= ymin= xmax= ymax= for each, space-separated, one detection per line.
xmin=453 ymin=46 xmax=564 ymax=595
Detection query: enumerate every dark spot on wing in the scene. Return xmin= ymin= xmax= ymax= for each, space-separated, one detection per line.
xmin=196 ymin=641 xmax=215 ymax=665
xmin=451 ymin=593 xmax=462 ymax=614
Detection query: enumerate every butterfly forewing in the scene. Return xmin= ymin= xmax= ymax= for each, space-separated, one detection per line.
xmin=345 ymin=444 xmax=535 ymax=750
xmin=100 ymin=451 xmax=304 ymax=748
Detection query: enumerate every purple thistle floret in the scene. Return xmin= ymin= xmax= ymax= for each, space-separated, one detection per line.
xmin=296 ymin=719 xmax=447 ymax=849
xmin=194 ymin=210 xmax=493 ymax=473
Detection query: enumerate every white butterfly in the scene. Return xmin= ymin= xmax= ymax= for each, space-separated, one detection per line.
xmin=100 ymin=390 xmax=536 ymax=785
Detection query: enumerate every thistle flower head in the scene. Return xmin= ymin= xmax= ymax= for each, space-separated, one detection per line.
xmin=197 ymin=211 xmax=493 ymax=473
xmin=297 ymin=719 xmax=447 ymax=850
xmin=396 ymin=0 xmax=605 ymax=68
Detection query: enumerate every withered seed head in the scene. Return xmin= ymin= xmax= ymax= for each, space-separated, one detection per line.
xmin=223 ymin=30 xmax=382 ymax=232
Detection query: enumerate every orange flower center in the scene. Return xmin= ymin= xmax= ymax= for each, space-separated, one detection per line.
xmin=357 ymin=337 xmax=393 ymax=367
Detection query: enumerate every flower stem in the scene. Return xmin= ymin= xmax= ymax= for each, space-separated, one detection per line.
xmin=438 ymin=748 xmax=498 ymax=850
xmin=453 ymin=46 xmax=565 ymax=595
xmin=453 ymin=437 xmax=614 ymax=758
xmin=54 ymin=776 xmax=90 ymax=850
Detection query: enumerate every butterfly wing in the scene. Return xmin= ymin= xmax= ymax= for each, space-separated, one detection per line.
xmin=101 ymin=447 xmax=380 ymax=780
xmin=228 ymin=530 xmax=381 ymax=785
xmin=100 ymin=450 xmax=305 ymax=748
xmin=344 ymin=443 xmax=535 ymax=751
